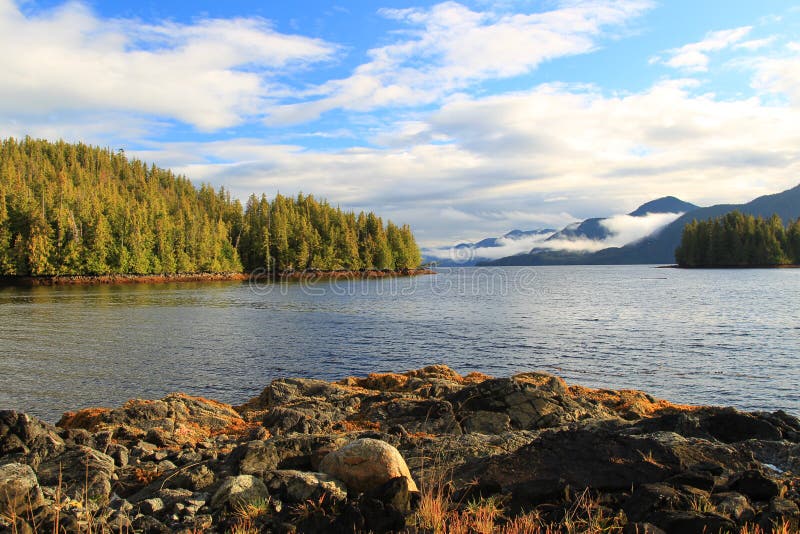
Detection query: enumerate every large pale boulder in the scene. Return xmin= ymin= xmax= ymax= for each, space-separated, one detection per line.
xmin=0 ymin=462 xmax=44 ymax=515
xmin=319 ymin=438 xmax=417 ymax=494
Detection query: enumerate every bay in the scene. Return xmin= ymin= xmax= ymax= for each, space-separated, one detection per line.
xmin=0 ymin=265 xmax=798 ymax=422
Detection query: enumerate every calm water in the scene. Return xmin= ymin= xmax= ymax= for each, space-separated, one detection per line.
xmin=0 ymin=266 xmax=798 ymax=423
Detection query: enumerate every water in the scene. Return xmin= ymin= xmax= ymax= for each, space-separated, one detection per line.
xmin=0 ymin=266 xmax=798 ymax=423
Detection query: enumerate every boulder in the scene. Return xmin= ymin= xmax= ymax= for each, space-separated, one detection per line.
xmin=727 ymin=469 xmax=782 ymax=501
xmin=623 ymin=483 xmax=683 ymax=523
xmin=36 ymin=445 xmax=115 ymax=505
xmin=263 ymin=470 xmax=347 ymax=503
xmin=359 ymin=398 xmax=461 ymax=435
xmin=700 ymin=408 xmax=783 ymax=443
xmin=165 ymin=464 xmax=216 ymax=491
xmin=319 ymin=438 xmax=418 ymax=494
xmin=0 ymin=462 xmax=44 ymax=515
xmin=58 ymin=394 xmax=247 ymax=447
xmin=456 ymin=426 xmax=752 ymax=511
xmin=210 ymin=475 xmax=269 ymax=510
xmin=647 ymin=511 xmax=735 ymax=534
xmin=460 ymin=410 xmax=511 ymax=434
xmin=447 ymin=375 xmax=597 ymax=430
xmin=0 ymin=411 xmax=65 ymax=468
xmin=233 ymin=440 xmax=279 ymax=476
xmin=712 ymin=492 xmax=755 ymax=522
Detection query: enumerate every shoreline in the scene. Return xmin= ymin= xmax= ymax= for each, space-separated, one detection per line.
xmin=2 ymin=365 xmax=798 ymax=533
xmin=0 ymin=268 xmax=435 ymax=287
xmin=661 ymin=264 xmax=800 ymax=269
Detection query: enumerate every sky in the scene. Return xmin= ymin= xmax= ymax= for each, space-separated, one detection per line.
xmin=2 ymin=0 xmax=800 ymax=246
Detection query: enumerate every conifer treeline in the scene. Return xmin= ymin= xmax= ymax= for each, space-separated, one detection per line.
xmin=0 ymin=137 xmax=422 ymax=276
xmin=675 ymin=211 xmax=800 ymax=267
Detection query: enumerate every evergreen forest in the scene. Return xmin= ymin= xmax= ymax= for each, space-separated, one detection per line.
xmin=675 ymin=211 xmax=800 ymax=267
xmin=0 ymin=138 xmax=422 ymax=276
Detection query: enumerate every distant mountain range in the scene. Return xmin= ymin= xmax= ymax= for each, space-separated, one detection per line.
xmin=481 ymin=184 xmax=800 ymax=266
xmin=423 ymin=229 xmax=555 ymax=266
xmin=546 ymin=196 xmax=698 ymax=242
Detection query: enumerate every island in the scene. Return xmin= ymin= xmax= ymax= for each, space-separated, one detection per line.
xmin=0 ymin=138 xmax=425 ymax=284
xmin=676 ymin=211 xmax=800 ymax=268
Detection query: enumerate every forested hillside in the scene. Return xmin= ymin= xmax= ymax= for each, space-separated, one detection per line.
xmin=675 ymin=211 xmax=800 ymax=267
xmin=0 ymin=138 xmax=421 ymax=276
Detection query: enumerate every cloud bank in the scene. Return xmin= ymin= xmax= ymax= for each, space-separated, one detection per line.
xmin=424 ymin=211 xmax=684 ymax=261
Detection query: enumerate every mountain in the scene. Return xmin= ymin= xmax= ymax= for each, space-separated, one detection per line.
xmin=546 ymin=196 xmax=699 ymax=242
xmin=483 ymin=185 xmax=800 ymax=266
xmin=424 ymin=229 xmax=556 ymax=266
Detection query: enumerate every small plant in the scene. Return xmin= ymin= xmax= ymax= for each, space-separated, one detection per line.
xmin=414 ymin=477 xmax=451 ymax=533
xmin=290 ymin=493 xmax=338 ymax=525
xmin=687 ymin=494 xmax=715 ymax=513
xmin=463 ymin=495 xmax=505 ymax=534
xmin=233 ymin=496 xmax=271 ymax=521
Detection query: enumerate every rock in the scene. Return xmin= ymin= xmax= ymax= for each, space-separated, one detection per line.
xmin=447 ymin=375 xmax=596 ymax=430
xmin=728 ymin=469 xmax=783 ymax=501
xmin=139 ymin=497 xmax=165 ymax=515
xmin=210 ymin=475 xmax=269 ymax=510
xmin=366 ymin=475 xmax=417 ymax=514
xmin=0 ymin=462 xmax=44 ymax=515
xmin=0 ymin=411 xmax=65 ymax=468
xmin=36 ymin=445 xmax=115 ymax=505
xmin=360 ymin=398 xmax=461 ymax=435
xmin=712 ymin=492 xmax=755 ymax=522
xmin=665 ymin=470 xmax=716 ymax=492
xmin=758 ymin=497 xmax=800 ymax=530
xmin=166 ymin=464 xmax=216 ymax=491
xmin=262 ymin=404 xmax=337 ymax=435
xmin=623 ymin=483 xmax=683 ymax=523
xmin=357 ymin=495 xmax=408 ymax=534
xmin=132 ymin=514 xmax=171 ymax=534
xmin=232 ymin=440 xmax=279 ymax=476
xmin=319 ymin=438 xmax=418 ymax=494
xmin=622 ymin=523 xmax=667 ymax=534
xmin=461 ymin=410 xmax=511 ymax=434
xmin=647 ymin=511 xmax=735 ymax=534
xmin=106 ymin=511 xmax=133 ymax=532
xmin=58 ymin=393 xmax=247 ymax=447
xmin=458 ymin=427 xmax=751 ymax=510
xmin=107 ymin=443 xmax=129 ymax=467
xmin=700 ymin=408 xmax=783 ymax=443
xmin=263 ymin=470 xmax=347 ymax=503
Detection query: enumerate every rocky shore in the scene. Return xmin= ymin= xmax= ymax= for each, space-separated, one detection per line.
xmin=0 ymin=268 xmax=435 ymax=287
xmin=1 ymin=365 xmax=798 ymax=533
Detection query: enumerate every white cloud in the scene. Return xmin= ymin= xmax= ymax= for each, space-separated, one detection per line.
xmin=133 ymin=75 xmax=800 ymax=245
xmin=600 ymin=212 xmax=684 ymax=243
xmin=0 ymin=0 xmax=336 ymax=131
xmin=423 ymin=232 xmax=555 ymax=261
xmin=267 ymin=0 xmax=653 ymax=124
xmin=751 ymin=43 xmax=800 ymax=105
xmin=656 ymin=26 xmax=752 ymax=72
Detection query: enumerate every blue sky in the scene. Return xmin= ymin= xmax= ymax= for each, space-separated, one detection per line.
xmin=3 ymin=1 xmax=800 ymax=246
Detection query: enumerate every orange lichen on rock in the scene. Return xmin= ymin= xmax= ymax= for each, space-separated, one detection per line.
xmin=134 ymin=465 xmax=163 ymax=485
xmin=57 ymin=407 xmax=112 ymax=432
xmin=343 ymin=372 xmax=411 ymax=392
xmin=338 ymin=420 xmax=381 ymax=432
xmin=211 ymin=419 xmax=262 ymax=439
xmin=569 ymin=385 xmax=700 ymax=418
xmin=171 ymin=392 xmax=239 ymax=413
xmin=405 ymin=364 xmax=464 ymax=382
xmin=461 ymin=371 xmax=493 ymax=384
